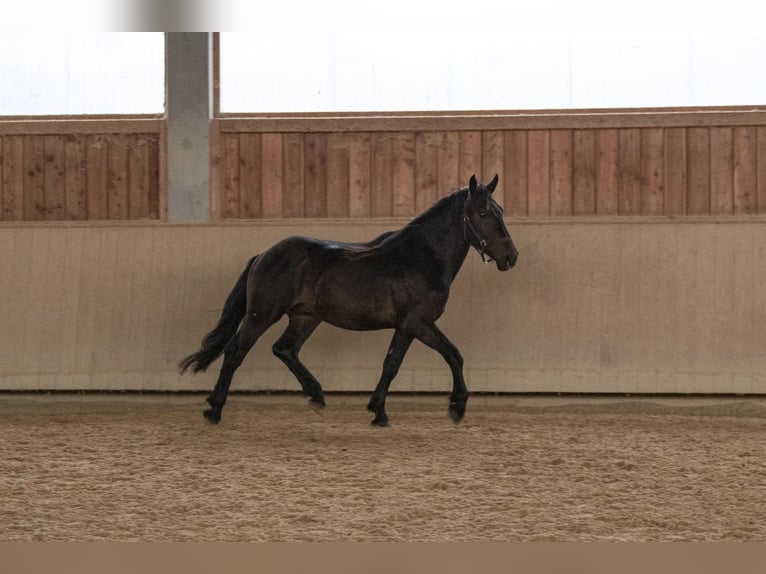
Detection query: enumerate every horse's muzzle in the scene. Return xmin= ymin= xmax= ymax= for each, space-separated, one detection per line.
xmin=496 ymin=250 xmax=518 ymax=271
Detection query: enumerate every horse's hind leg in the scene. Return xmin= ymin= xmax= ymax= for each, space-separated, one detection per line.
xmin=272 ymin=314 xmax=325 ymax=410
xmin=367 ymin=329 xmax=413 ymax=426
xmin=205 ymin=315 xmax=273 ymax=424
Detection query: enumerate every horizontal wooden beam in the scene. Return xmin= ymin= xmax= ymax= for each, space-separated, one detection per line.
xmin=217 ymin=107 xmax=766 ymax=133
xmin=0 ymin=118 xmax=164 ymax=135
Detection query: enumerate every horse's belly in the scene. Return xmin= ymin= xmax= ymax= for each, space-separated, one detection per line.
xmin=314 ymin=270 xmax=397 ymax=331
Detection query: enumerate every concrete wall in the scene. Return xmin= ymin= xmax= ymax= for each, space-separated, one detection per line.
xmin=2 ymin=220 xmax=765 ymax=394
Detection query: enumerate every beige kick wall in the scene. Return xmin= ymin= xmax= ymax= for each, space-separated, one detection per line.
xmin=1 ymin=220 xmax=765 ymax=394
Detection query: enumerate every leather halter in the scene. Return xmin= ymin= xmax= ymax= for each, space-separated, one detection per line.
xmin=462 ymin=209 xmax=489 ymax=262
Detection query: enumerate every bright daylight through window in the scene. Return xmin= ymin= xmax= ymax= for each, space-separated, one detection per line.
xmin=220 ymin=0 xmax=766 ymax=113
xmin=0 ymin=32 xmax=164 ymax=116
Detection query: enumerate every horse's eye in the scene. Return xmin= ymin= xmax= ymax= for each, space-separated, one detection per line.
xmin=479 ymin=212 xmax=486 ymax=218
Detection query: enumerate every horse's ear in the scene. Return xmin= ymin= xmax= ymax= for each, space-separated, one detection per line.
xmin=469 ymin=175 xmax=478 ymax=194
xmin=487 ymin=174 xmax=499 ymax=194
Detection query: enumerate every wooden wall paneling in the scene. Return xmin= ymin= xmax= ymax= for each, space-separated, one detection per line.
xmin=759 ymin=127 xmax=766 ymax=213
xmin=618 ymin=129 xmax=641 ymax=215
xmin=527 ymin=130 xmax=551 ymax=216
xmin=391 ymin=132 xmax=416 ymax=217
xmin=733 ymin=127 xmax=757 ymax=214
xmin=23 ymin=136 xmax=44 ymax=221
xmin=327 ymin=133 xmax=351 ymax=218
xmin=503 ymin=130 xmax=528 ymax=216
xmin=348 ymin=132 xmax=371 ymax=217
xmin=572 ymin=129 xmax=596 ymax=216
xmin=0 ymin=138 xmax=3 ymax=220
xmin=414 ymin=132 xmax=439 ymax=213
xmin=663 ymin=128 xmax=687 ymax=216
xmin=550 ymin=130 xmax=573 ymax=215
xmin=107 ymin=137 xmax=130 ymax=219
xmin=86 ymin=136 xmax=108 ymax=220
xmin=437 ymin=131 xmax=460 ymax=195
xmin=640 ymin=128 xmax=665 ymax=215
xmin=128 ymin=136 xmax=150 ymax=219
xmin=261 ymin=133 xmax=286 ymax=218
xmin=2 ymin=136 xmax=24 ymax=221
xmin=281 ymin=134 xmax=306 ymax=217
xmin=237 ymin=133 xmax=262 ymax=218
xmin=595 ymin=129 xmax=619 ymax=215
xmin=157 ymin=121 xmax=167 ymax=220
xmin=686 ymin=127 xmax=711 ymax=215
xmin=371 ymin=133 xmax=394 ymax=217
xmin=220 ymin=133 xmax=240 ymax=218
xmin=481 ymin=131 xmax=504 ymax=196
xmin=458 ymin=131 xmax=483 ymax=187
xmin=710 ymin=127 xmax=733 ymax=215
xmin=43 ymin=135 xmax=66 ymax=220
xmin=304 ymin=133 xmax=328 ymax=218
xmin=64 ymin=135 xmax=88 ymax=220
xmin=209 ymin=121 xmax=222 ymax=219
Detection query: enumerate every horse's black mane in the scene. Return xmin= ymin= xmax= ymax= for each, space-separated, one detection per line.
xmin=347 ymin=187 xmax=468 ymax=259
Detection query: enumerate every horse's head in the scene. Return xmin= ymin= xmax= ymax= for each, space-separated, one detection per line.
xmin=463 ymin=174 xmax=519 ymax=271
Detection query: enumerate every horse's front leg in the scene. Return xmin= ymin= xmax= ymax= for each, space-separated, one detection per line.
xmin=367 ymin=329 xmax=413 ymax=426
xmin=409 ymin=321 xmax=468 ymax=423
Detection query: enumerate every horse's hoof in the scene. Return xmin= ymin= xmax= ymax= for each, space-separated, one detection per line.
xmin=448 ymin=403 xmax=465 ymax=424
xmin=370 ymin=416 xmax=389 ymax=427
xmin=203 ymin=408 xmax=221 ymax=425
xmin=308 ymin=398 xmax=326 ymax=415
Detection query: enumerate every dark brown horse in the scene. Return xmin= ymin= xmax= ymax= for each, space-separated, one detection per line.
xmin=179 ymin=175 xmax=518 ymax=426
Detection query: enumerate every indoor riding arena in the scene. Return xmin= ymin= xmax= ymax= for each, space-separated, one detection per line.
xmin=2 ymin=29 xmax=766 ymax=542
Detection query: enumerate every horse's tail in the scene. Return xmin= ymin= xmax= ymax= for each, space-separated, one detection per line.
xmin=178 ymin=255 xmax=258 ymax=374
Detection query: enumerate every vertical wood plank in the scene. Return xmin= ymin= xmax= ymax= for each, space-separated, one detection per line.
xmin=758 ymin=127 xmax=766 ymax=214
xmin=504 ymin=131 xmax=527 ymax=216
xmin=2 ymin=136 xmax=24 ymax=221
xmin=304 ymin=133 xmax=328 ymax=218
xmin=371 ymin=133 xmax=393 ymax=217
xmin=281 ymin=133 xmax=303 ymax=217
xmin=148 ymin=136 xmax=161 ymax=219
xmin=686 ymin=127 xmax=711 ymax=215
xmin=348 ymin=132 xmax=371 ymax=217
xmin=64 ymin=135 xmax=88 ymax=220
xmin=128 ymin=137 xmax=151 ymax=219
xmin=481 ymin=131 xmax=504 ymax=194
xmin=573 ymin=129 xmax=596 ymax=216
xmin=23 ymin=136 xmax=45 ymax=221
xmin=0 ymin=137 xmax=4 ymax=220
xmin=209 ymin=120 xmax=223 ymax=219
xmin=43 ymin=135 xmax=66 ymax=220
xmin=527 ymin=130 xmax=551 ymax=216
xmin=220 ymin=134 xmax=240 ymax=218
xmin=415 ymin=132 xmax=439 ymax=213
xmin=437 ymin=131 xmax=460 ymax=196
xmin=710 ymin=127 xmax=733 ymax=215
xmin=392 ymin=132 xmax=416 ymax=217
xmin=664 ymin=128 xmax=687 ymax=216
xmin=550 ymin=130 xmax=573 ymax=215
xmin=733 ymin=127 xmax=757 ymax=214
xmin=86 ymin=135 xmax=108 ymax=220
xmin=107 ymin=137 xmax=130 ymax=219
xmin=618 ymin=129 xmax=641 ymax=215
xmin=459 ymin=131 xmax=482 ymax=186
xmin=238 ymin=133 xmax=262 ymax=218
xmin=327 ymin=133 xmax=350 ymax=217
xmin=595 ymin=129 xmax=619 ymax=215
xmin=640 ymin=128 xmax=664 ymax=215
xmin=261 ymin=134 xmax=288 ymax=219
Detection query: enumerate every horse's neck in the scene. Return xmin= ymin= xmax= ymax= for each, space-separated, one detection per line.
xmin=414 ymin=197 xmax=470 ymax=284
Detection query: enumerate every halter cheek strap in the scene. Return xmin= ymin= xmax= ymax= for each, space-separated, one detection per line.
xmin=462 ymin=213 xmax=488 ymax=262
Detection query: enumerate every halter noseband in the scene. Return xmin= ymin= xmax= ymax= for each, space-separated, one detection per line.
xmin=463 ymin=209 xmax=489 ymax=263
